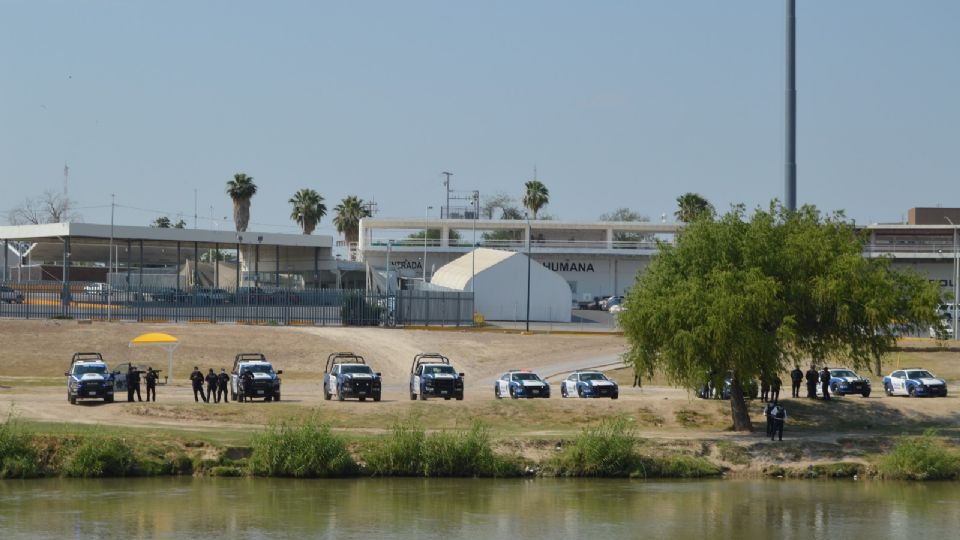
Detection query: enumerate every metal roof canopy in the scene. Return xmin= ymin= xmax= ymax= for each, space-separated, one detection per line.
xmin=129 ymin=332 xmax=179 ymax=384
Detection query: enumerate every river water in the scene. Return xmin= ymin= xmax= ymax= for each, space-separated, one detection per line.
xmin=1 ymin=477 xmax=958 ymax=539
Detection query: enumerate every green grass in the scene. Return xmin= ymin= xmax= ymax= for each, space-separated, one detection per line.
xmin=0 ymin=415 xmax=41 ymax=478
xmin=877 ymin=431 xmax=960 ymax=480
xmin=63 ymin=436 xmax=137 ymax=477
xmin=364 ymin=419 xmax=523 ymax=477
xmin=249 ymin=414 xmax=357 ymax=477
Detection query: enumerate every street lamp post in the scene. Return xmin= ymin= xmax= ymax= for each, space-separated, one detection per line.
xmin=423 ymin=206 xmax=433 ymax=283
xmin=525 ymin=213 xmax=532 ymax=332
xmin=947 ymin=218 xmax=959 ymax=340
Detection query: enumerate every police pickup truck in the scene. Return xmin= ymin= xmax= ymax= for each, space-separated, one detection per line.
xmin=65 ymin=352 xmax=116 ymax=404
xmin=409 ymin=352 xmax=464 ymax=401
xmin=323 ymin=352 xmax=382 ymax=402
xmin=230 ymin=353 xmax=283 ymax=402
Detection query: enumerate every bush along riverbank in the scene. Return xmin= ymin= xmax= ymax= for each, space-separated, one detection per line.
xmin=3 ymin=415 xmax=960 ymax=481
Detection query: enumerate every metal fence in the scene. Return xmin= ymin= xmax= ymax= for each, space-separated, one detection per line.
xmin=0 ymin=281 xmax=474 ymax=327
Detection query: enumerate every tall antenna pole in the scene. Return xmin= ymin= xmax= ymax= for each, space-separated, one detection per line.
xmin=442 ymin=172 xmax=452 ymax=219
xmin=63 ymin=163 xmax=69 ymax=197
xmin=785 ymin=0 xmax=797 ymax=211
xmin=108 ymin=194 xmax=114 ymax=321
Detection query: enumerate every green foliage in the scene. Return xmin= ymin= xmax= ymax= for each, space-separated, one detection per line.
xmin=64 ymin=437 xmax=136 ymax=477
xmin=878 ymin=431 xmax=960 ymax=480
xmin=644 ymin=454 xmax=722 ymax=478
xmin=340 ymin=291 xmax=384 ymax=326
xmin=289 ymin=188 xmax=327 ymax=235
xmin=365 ymin=420 xmax=522 ymax=477
xmin=620 ymin=203 xmax=942 ymax=430
xmin=523 ymin=180 xmax=549 ymax=219
xmin=0 ymin=417 xmax=41 ymax=478
xmin=249 ymin=416 xmax=357 ymax=477
xmin=674 ymin=192 xmax=715 ymax=222
xmin=226 ymin=173 xmax=257 ymax=199
xmin=407 ymin=229 xmax=462 ymax=241
xmin=333 ymin=195 xmax=372 ymax=249
xmin=551 ymin=417 xmax=641 ymax=477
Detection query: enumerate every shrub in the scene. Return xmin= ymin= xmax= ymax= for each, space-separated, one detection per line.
xmin=340 ymin=291 xmax=384 ymax=326
xmin=642 ymin=454 xmax=722 ymax=478
xmin=249 ymin=416 xmax=357 ymax=477
xmin=878 ymin=431 xmax=960 ymax=480
xmin=0 ymin=418 xmax=41 ymax=478
xmin=64 ymin=437 xmax=136 ymax=477
xmin=551 ymin=417 xmax=640 ymax=477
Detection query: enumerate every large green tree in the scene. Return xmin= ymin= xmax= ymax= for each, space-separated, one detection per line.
xmin=523 ymin=180 xmax=549 ymax=219
xmin=289 ymin=188 xmax=327 ymax=235
xmin=226 ymin=173 xmax=258 ymax=232
xmin=620 ymin=203 xmax=941 ymax=431
xmin=333 ymin=196 xmax=372 ymax=258
xmin=674 ymin=192 xmax=714 ymax=223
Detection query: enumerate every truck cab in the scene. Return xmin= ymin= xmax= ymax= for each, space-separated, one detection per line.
xmin=323 ymin=352 xmax=382 ymax=402
xmin=230 ymin=353 xmax=282 ymax=402
xmin=409 ymin=352 xmax=464 ymax=401
xmin=65 ymin=352 xmax=115 ymax=404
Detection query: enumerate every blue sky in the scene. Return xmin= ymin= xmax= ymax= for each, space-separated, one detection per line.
xmin=1 ymin=1 xmax=957 ymax=234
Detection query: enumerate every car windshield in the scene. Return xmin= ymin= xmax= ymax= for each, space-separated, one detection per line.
xmin=341 ymin=365 xmax=373 ymax=375
xmin=75 ymin=365 xmax=106 ymax=375
xmin=425 ymin=365 xmax=456 ymax=375
xmin=907 ymin=370 xmax=934 ymax=380
xmin=580 ymin=373 xmax=606 ymax=381
xmin=244 ymin=365 xmax=275 ymax=374
xmin=512 ymin=373 xmax=541 ymax=381
xmin=831 ymin=370 xmax=856 ymax=378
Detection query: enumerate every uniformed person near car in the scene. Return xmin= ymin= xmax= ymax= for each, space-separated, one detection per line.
xmin=126 ymin=365 xmax=142 ymax=402
xmin=805 ymin=365 xmax=819 ymax=398
xmin=770 ymin=374 xmax=782 ymax=403
xmin=790 ymin=366 xmax=804 ymax=398
xmin=760 ymin=374 xmax=770 ymax=403
xmin=205 ymin=368 xmax=219 ymax=403
xmin=217 ymin=368 xmax=230 ymax=403
xmin=145 ymin=367 xmax=158 ymax=402
xmin=770 ymin=401 xmax=786 ymax=441
xmin=763 ymin=401 xmax=776 ymax=437
xmin=820 ymin=367 xmax=832 ymax=401
xmin=190 ymin=366 xmax=206 ymax=402
xmin=239 ymin=369 xmax=254 ymax=402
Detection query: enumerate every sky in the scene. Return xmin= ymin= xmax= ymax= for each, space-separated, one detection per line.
xmin=1 ymin=1 xmax=958 ymax=236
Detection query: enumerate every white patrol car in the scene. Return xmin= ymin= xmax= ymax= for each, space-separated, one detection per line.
xmin=323 ymin=352 xmax=382 ymax=402
xmin=230 ymin=353 xmax=283 ymax=402
xmin=883 ymin=368 xmax=948 ymax=397
xmin=65 ymin=352 xmax=116 ymax=404
xmin=494 ymin=370 xmax=550 ymax=399
xmin=560 ymin=370 xmax=619 ymax=399
xmin=409 ymin=352 xmax=464 ymax=401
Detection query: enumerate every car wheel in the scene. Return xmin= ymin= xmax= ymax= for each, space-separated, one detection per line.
xmin=69 ymin=393 xmax=76 ymax=405
xmin=495 ymin=386 xmax=502 ymax=399
xmin=419 ymin=388 xmax=427 ymax=401
xmin=274 ymin=393 xmax=280 ymax=402
xmin=444 ymin=397 xmax=451 ymax=401
xmin=861 ymin=389 xmax=870 ymax=398
xmin=510 ymin=387 xmax=518 ymax=399
xmin=324 ymin=385 xmax=331 ymax=401
xmin=265 ymin=396 xmax=272 ymax=402
xmin=359 ymin=396 xmax=366 ymax=402
xmin=374 ymin=393 xmax=381 ymax=402
xmin=611 ymin=393 xmax=619 ymax=400
xmin=561 ymin=386 xmax=568 ymax=398
xmin=830 ymin=383 xmax=838 ymax=395
xmin=337 ymin=387 xmax=345 ymax=401
xmin=884 ymin=384 xmax=893 ymax=396
xmin=105 ymin=395 xmax=114 ymax=403
xmin=456 ymin=393 xmax=463 ymax=401
xmin=410 ymin=391 xmax=417 ymax=401
xmin=908 ymin=386 xmax=917 ymax=398
xmin=577 ymin=387 xmax=584 ymax=398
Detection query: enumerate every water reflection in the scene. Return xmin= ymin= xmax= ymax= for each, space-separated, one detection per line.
xmin=0 ymin=478 xmax=958 ymax=539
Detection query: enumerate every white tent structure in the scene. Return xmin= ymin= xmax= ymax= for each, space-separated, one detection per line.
xmin=430 ymin=248 xmax=572 ymax=322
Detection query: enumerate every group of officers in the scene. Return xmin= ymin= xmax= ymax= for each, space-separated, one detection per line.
xmin=124 ymin=365 xmax=159 ymax=402
xmin=189 ymin=367 xmax=234 ymax=403
xmin=789 ymin=365 xmax=834 ymax=400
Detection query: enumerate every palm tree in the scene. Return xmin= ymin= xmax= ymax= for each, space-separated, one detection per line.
xmin=289 ymin=189 xmax=327 ymax=235
xmin=226 ymin=173 xmax=258 ymax=232
xmin=523 ymin=180 xmax=549 ymax=219
xmin=333 ymin=196 xmax=372 ymax=259
xmin=674 ymin=192 xmax=715 ymax=223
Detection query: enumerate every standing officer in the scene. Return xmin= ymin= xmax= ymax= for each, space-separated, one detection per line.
xmin=790 ymin=366 xmax=804 ymax=398
xmin=820 ymin=366 xmax=832 ymax=401
xmin=763 ymin=400 xmax=776 ymax=437
xmin=805 ymin=365 xmax=819 ymax=399
xmin=760 ymin=372 xmax=770 ymax=403
xmin=217 ymin=368 xmax=230 ymax=403
xmin=205 ymin=368 xmax=219 ymax=403
xmin=239 ymin=369 xmax=254 ymax=402
xmin=145 ymin=367 xmax=158 ymax=402
xmin=770 ymin=401 xmax=786 ymax=441
xmin=190 ymin=366 xmax=206 ymax=402
xmin=770 ymin=373 xmax=782 ymax=403
xmin=126 ymin=365 xmax=142 ymax=402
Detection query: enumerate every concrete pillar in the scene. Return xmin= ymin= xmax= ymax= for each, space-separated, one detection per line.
xmin=176 ymin=242 xmax=181 ymax=292
xmin=441 ymin=226 xmax=449 ymax=248
xmin=606 ymin=228 xmax=614 ymax=249
xmin=193 ymin=242 xmax=199 ymax=287
xmin=314 ymin=247 xmax=320 ymax=289
xmin=235 ymin=243 xmax=241 ymax=288
xmin=2 ymin=239 xmax=7 ymax=281
xmin=254 ymin=245 xmax=260 ymax=287
xmin=139 ymin=240 xmax=144 ymax=291
xmin=275 ymin=245 xmax=280 ymax=287
xmin=214 ymin=242 xmax=220 ymax=288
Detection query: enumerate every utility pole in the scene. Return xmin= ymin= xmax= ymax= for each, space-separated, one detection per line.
xmin=63 ymin=163 xmax=69 ymax=198
xmin=108 ymin=194 xmax=115 ymax=321
xmin=442 ymin=172 xmax=452 ymax=219
xmin=785 ymin=0 xmax=797 ymax=211
xmin=525 ymin=213 xmax=532 ymax=333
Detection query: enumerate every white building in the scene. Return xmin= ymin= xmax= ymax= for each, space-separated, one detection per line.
xmin=430 ymin=248 xmax=572 ymax=322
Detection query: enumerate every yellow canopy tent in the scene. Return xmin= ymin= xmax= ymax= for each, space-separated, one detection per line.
xmin=129 ymin=333 xmax=179 ymax=384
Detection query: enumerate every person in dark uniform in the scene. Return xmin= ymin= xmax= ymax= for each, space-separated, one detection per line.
xmin=770 ymin=374 xmax=782 ymax=403
xmin=820 ymin=367 xmax=832 ymax=401
xmin=126 ymin=366 xmax=142 ymax=402
xmin=770 ymin=401 xmax=786 ymax=441
xmin=239 ymin=369 xmax=254 ymax=402
xmin=633 ymin=371 xmax=641 ymax=389
xmin=190 ymin=366 xmax=206 ymax=402
xmin=760 ymin=373 xmax=770 ymax=403
xmin=805 ymin=365 xmax=819 ymax=399
xmin=707 ymin=369 xmax=717 ymax=399
xmin=145 ymin=367 xmax=158 ymax=402
xmin=217 ymin=368 xmax=230 ymax=403
xmin=790 ymin=366 xmax=803 ymax=398
xmin=763 ymin=400 xmax=776 ymax=437
xmin=205 ymin=368 xmax=218 ymax=403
